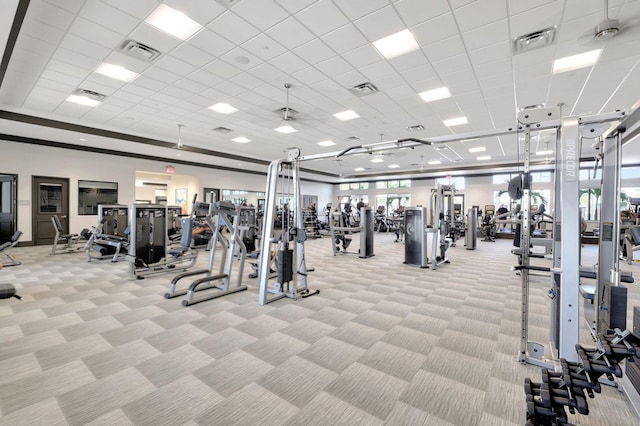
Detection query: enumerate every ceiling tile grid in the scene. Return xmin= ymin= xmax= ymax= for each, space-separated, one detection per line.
xmin=1 ymin=0 xmax=640 ymax=179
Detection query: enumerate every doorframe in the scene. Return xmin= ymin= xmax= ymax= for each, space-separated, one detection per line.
xmin=32 ymin=176 xmax=71 ymax=245
xmin=0 ymin=173 xmax=18 ymax=245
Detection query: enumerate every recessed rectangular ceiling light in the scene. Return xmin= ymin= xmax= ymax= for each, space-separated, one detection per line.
xmin=209 ymin=103 xmax=238 ymax=114
xmin=145 ymin=4 xmax=203 ymax=40
xmin=419 ymin=87 xmax=451 ymax=103
xmin=275 ymin=125 xmax=297 ymax=134
xmin=443 ymin=116 xmax=468 ymax=127
xmin=317 ymin=140 xmax=336 ymax=147
xmin=232 ymin=137 xmax=251 ymax=143
xmin=370 ymin=157 xmax=384 ymax=163
xmin=468 ymin=147 xmax=486 ymax=153
xmin=388 ymin=164 xmax=400 ymax=168
xmin=477 ymin=155 xmax=491 ymax=161
xmin=552 ymin=49 xmax=601 ymax=74
xmin=428 ymin=160 xmax=441 ymax=165
xmin=66 ymin=94 xmax=101 ymax=107
xmin=95 ymin=63 xmax=138 ymax=82
xmin=333 ymin=110 xmax=359 ymax=121
xmin=536 ymin=150 xmax=553 ymax=155
xmin=373 ymin=29 xmax=419 ymax=60
xmin=354 ymin=167 xmax=365 ymax=171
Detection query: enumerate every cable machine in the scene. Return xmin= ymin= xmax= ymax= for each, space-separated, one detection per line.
xmin=257 ymin=148 xmax=319 ymax=305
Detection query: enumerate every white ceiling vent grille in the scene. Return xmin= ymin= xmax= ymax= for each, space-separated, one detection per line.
xmin=345 ymin=136 xmax=361 ymax=142
xmin=213 ymin=126 xmax=232 ymax=133
xmin=513 ymin=27 xmax=557 ymax=55
xmin=74 ymin=88 xmax=106 ymax=101
xmin=407 ymin=124 xmax=425 ymax=132
xmin=349 ymin=82 xmax=379 ymax=97
xmin=120 ymin=40 xmax=162 ymax=62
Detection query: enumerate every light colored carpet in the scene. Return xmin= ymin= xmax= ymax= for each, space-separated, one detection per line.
xmin=0 ymin=233 xmax=638 ymax=425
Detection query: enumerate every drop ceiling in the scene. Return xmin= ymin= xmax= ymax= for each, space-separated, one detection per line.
xmin=1 ymin=0 xmax=640 ymax=182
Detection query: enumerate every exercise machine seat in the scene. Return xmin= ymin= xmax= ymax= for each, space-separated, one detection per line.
xmin=0 ymin=230 xmax=22 ymax=251
xmin=0 ymin=283 xmax=21 ymax=300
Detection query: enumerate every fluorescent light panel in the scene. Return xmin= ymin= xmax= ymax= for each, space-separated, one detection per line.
xmin=468 ymin=147 xmax=486 ymax=153
xmin=373 ymin=29 xmax=419 ymax=60
xmin=354 ymin=167 xmax=365 ymax=171
xmin=370 ymin=157 xmax=384 ymax=163
xmin=552 ymin=49 xmax=601 ymax=74
xmin=333 ymin=110 xmax=359 ymax=121
xmin=428 ymin=160 xmax=441 ymax=165
xmin=443 ymin=116 xmax=468 ymax=127
xmin=232 ymin=137 xmax=251 ymax=143
xmin=145 ymin=4 xmax=202 ymax=40
xmin=96 ymin=63 xmax=138 ymax=82
xmin=419 ymin=87 xmax=451 ymax=102
xmin=66 ymin=94 xmax=101 ymax=107
xmin=274 ymin=125 xmax=297 ymax=134
xmin=536 ymin=150 xmax=553 ymax=155
xmin=209 ymin=103 xmax=238 ymax=114
xmin=317 ymin=140 xmax=336 ymax=147
xmin=388 ymin=164 xmax=400 ymax=168
xmin=477 ymin=155 xmax=491 ymax=161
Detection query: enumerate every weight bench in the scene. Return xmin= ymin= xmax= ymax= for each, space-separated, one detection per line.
xmin=624 ymin=226 xmax=640 ymax=264
xmin=51 ymin=215 xmax=81 ymax=254
xmin=0 ymin=230 xmax=22 ymax=266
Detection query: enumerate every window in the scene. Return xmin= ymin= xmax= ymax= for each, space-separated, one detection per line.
xmin=376 ymin=194 xmax=411 ymax=214
xmin=436 ymin=176 xmax=465 ymax=190
xmin=493 ymin=174 xmax=511 ymax=185
xmin=78 ymin=180 xmax=118 ymax=215
xmin=580 ymin=169 xmax=601 ymax=181
xmin=622 ymin=167 xmax=640 ymax=179
xmin=530 ymin=172 xmax=551 ymax=183
xmin=339 ymin=183 xmax=350 ymax=190
xmin=340 ymin=182 xmax=368 ymax=191
xmin=376 ymin=179 xmax=410 ymax=189
xmin=579 ymin=188 xmax=601 ymax=221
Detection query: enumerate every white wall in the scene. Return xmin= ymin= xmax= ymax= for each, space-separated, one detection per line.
xmin=0 ymin=140 xmax=333 ymax=242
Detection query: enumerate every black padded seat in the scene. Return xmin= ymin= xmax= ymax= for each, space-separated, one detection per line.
xmin=0 ymin=283 xmax=21 ymax=300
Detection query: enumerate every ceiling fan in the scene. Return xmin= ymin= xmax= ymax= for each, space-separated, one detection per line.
xmin=578 ymin=0 xmax=640 ymax=44
xmin=274 ymin=83 xmax=326 ymax=126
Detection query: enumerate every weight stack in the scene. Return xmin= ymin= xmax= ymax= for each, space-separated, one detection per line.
xmin=598 ymin=283 xmax=627 ymax=331
xmin=277 ymin=249 xmax=293 ymax=284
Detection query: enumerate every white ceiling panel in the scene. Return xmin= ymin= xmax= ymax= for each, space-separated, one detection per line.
xmin=210 ymin=12 xmax=261 ymax=45
xmin=142 ymin=64 xmax=183 ymax=85
xmin=462 ymin=19 xmax=509 ymax=52
xmin=21 ymin=17 xmax=65 ymax=45
xmin=29 ymin=0 xmax=75 ymax=30
xmin=321 ymin=24 xmax=369 ymax=54
xmin=432 ymin=53 xmax=473 ymax=75
xmin=170 ymin=44 xmax=216 ymax=68
xmin=241 ymin=34 xmax=287 ymax=61
xmin=508 ymin=0 xmax=559 ymax=16
xmin=164 ymin=0 xmax=226 ymax=26
xmin=354 ymin=5 xmax=407 ymax=42
xmin=100 ymin=0 xmax=157 ymax=19
xmin=127 ymin=24 xmax=184 ymax=55
xmin=293 ymin=39 xmax=336 ymax=65
xmin=454 ymin=0 xmax=508 ymax=32
xmin=265 ymin=17 xmax=316 ymax=50
xmin=202 ymin=59 xmax=243 ymax=80
xmin=423 ymin=35 xmax=466 ymax=63
xmin=79 ymin=0 xmax=139 ymax=35
xmin=188 ymin=29 xmax=235 ymax=58
xmin=331 ymin=69 xmax=367 ymax=88
xmin=42 ymin=0 xmax=85 ymax=14
xmin=313 ymin=55 xmax=353 ymax=76
xmin=274 ymin=0 xmax=319 ymax=15
xmin=229 ymin=72 xmax=265 ymax=90
xmin=412 ymin=12 xmax=459 ymax=45
xmin=342 ymin=44 xmax=382 ymax=70
xmin=58 ymin=33 xmax=112 ymax=60
xmin=388 ymin=49 xmax=429 ymax=72
xmin=291 ymin=66 xmax=328 ymax=85
xmin=394 ymin=0 xmax=450 ymax=27
xmin=67 ymin=17 xmax=123 ymax=50
xmin=269 ymin=51 xmax=310 ymax=74
xmin=468 ymin=40 xmax=511 ymax=65
xmin=334 ymin=0 xmax=389 ymax=21
xmin=509 ymin=2 xmax=564 ymax=38
xmin=231 ymin=0 xmax=289 ymax=31
xmin=295 ymin=0 xmax=349 ymax=36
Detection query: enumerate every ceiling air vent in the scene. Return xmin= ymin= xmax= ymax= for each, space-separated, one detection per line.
xmin=434 ymin=145 xmax=449 ymax=151
xmin=407 ymin=124 xmax=425 ymax=132
xmin=74 ymin=88 xmax=106 ymax=101
xmin=213 ymin=126 xmax=232 ymax=133
xmin=513 ymin=27 xmax=556 ymax=55
xmin=120 ymin=40 xmax=162 ymax=62
xmin=349 ymin=82 xmax=379 ymax=97
xmin=345 ymin=136 xmax=361 ymax=142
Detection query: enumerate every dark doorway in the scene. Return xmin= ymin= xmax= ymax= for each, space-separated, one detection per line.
xmin=0 ymin=174 xmax=17 ymax=244
xmin=32 ymin=176 xmax=70 ymax=245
